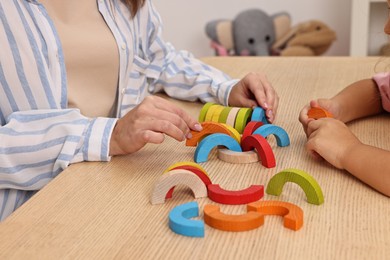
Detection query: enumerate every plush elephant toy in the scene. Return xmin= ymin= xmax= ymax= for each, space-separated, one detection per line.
xmin=205 ymin=9 xmax=291 ymax=56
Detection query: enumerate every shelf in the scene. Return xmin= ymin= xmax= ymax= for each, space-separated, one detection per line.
xmin=350 ymin=0 xmax=387 ymax=56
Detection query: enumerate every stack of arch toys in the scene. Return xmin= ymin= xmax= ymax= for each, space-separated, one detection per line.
xmin=150 ymin=162 xmax=324 ymax=237
xmin=150 ymin=105 xmax=331 ymax=237
xmin=187 ymin=103 xmax=290 ymax=167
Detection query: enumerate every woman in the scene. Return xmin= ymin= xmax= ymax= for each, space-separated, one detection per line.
xmin=0 ymin=0 xmax=278 ymax=220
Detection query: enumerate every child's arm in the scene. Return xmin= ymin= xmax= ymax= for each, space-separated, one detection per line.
xmin=306 ymin=118 xmax=390 ymax=197
xmin=331 ymin=79 xmax=383 ymax=123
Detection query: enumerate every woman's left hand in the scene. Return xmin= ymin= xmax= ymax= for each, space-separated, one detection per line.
xmin=228 ymin=72 xmax=279 ymax=123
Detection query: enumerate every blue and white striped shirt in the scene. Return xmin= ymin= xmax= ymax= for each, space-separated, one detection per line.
xmin=0 ymin=0 xmax=237 ymax=220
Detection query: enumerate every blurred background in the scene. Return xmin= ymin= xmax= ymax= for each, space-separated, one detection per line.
xmin=154 ymin=0 xmax=388 ymax=57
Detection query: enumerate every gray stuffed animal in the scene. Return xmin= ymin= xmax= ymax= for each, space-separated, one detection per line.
xmin=205 ymin=9 xmax=291 ymax=56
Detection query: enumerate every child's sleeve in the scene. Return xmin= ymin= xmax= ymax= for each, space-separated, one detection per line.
xmin=373 ymin=72 xmax=390 ymax=112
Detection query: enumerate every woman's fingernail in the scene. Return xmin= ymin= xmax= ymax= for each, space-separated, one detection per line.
xmin=263 ymin=103 xmax=269 ymax=109
xmin=194 ymin=124 xmax=203 ymax=131
xmin=186 ymin=132 xmax=193 ymax=139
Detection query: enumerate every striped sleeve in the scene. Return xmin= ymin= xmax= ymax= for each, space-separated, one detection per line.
xmin=141 ymin=0 xmax=238 ymax=106
xmin=0 ymin=1 xmax=117 ymax=220
xmin=0 ymin=109 xmax=116 ymax=191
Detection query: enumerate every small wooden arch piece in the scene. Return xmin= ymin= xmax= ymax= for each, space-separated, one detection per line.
xmin=205 ymin=104 xmax=224 ymax=122
xmin=234 ymin=107 xmax=252 ymax=134
xmin=169 ymin=202 xmax=204 ymax=237
xmin=221 ymin=123 xmax=241 ymax=143
xmin=242 ymin=121 xmax=264 ymax=140
xmin=241 ymin=134 xmax=276 ymax=168
xmin=194 ymin=133 xmax=242 ymax=163
xmin=247 ymin=200 xmax=304 ymax=231
xmin=207 ymin=184 xmax=264 ymax=205
xmin=252 ymin=124 xmax=290 ymax=147
xmin=186 ymin=121 xmax=233 ymax=147
xmin=266 ymin=168 xmax=324 ymax=205
xmin=307 ymin=107 xmax=333 ymax=119
xmin=217 ymin=148 xmax=259 ymax=164
xmin=203 ymin=204 xmax=264 ymax=232
xmin=199 ymin=102 xmax=217 ymax=122
xmin=150 ymin=169 xmax=208 ymax=205
xmin=251 ymin=107 xmax=268 ymax=124
xmin=165 ymin=165 xmax=212 ymax=199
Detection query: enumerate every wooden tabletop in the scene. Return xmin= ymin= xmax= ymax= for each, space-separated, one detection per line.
xmin=0 ymin=57 xmax=389 ymax=259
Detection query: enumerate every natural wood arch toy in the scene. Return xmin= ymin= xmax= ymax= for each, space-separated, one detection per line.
xmin=186 ymin=121 xmax=234 ymax=146
xmin=242 ymin=121 xmax=264 ymax=140
xmin=150 ymin=169 xmax=208 ymax=204
xmin=266 ymin=168 xmax=324 ymax=205
xmin=252 ymin=124 xmax=290 ymax=147
xmin=165 ymin=165 xmax=212 ymax=199
xmin=225 ymin=107 xmax=241 ymax=129
xmin=194 ymin=133 xmax=242 ymax=163
xmin=247 ymin=200 xmax=303 ymax=231
xmin=203 ymin=204 xmax=264 ymax=232
xmin=169 ymin=201 xmax=204 ymax=237
xmin=217 ymin=148 xmax=259 ymax=164
xmin=307 ymin=107 xmax=333 ymax=119
xmin=207 ymin=184 xmax=264 ymax=205
xmin=241 ymin=134 xmax=276 ymax=168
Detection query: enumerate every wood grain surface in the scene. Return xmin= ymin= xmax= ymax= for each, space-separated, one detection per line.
xmin=0 ymin=57 xmax=389 ymax=259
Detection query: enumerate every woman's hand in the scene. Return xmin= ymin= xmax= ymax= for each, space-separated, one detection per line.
xmin=228 ymin=72 xmax=279 ymax=123
xmin=109 ymin=96 xmax=202 ymax=155
xmin=305 ymin=118 xmax=361 ymax=169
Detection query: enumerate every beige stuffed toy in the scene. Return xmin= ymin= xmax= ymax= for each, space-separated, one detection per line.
xmin=272 ymin=20 xmax=337 ymax=56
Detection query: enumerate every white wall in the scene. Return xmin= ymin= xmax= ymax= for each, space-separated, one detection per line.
xmin=153 ymin=0 xmax=387 ymax=57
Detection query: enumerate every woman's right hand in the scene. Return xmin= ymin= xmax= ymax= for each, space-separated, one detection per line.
xmin=109 ymin=96 xmax=202 ymax=156
xmin=299 ymin=98 xmax=340 ymax=136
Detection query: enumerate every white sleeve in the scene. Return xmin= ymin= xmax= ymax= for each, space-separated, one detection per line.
xmin=0 ymin=109 xmax=116 ymax=191
xmin=135 ymin=0 xmax=239 ymax=106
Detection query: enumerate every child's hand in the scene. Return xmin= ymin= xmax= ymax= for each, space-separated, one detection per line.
xmin=299 ymin=98 xmax=340 ymax=136
xmin=228 ymin=72 xmax=279 ymax=123
xmin=306 ymin=118 xmax=361 ymax=169
xmin=109 ymin=96 xmax=202 ymax=155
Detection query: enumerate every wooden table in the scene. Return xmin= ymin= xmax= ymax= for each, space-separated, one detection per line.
xmin=0 ymin=57 xmax=389 ymax=259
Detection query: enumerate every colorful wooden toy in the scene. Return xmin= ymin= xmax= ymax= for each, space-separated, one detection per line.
xmin=251 ymin=107 xmax=268 ymax=124
xmin=225 ymin=107 xmax=241 ymax=129
xmin=221 ymin=123 xmax=241 ymax=143
xmin=151 ymin=169 xmax=208 ymax=205
xmin=218 ymin=107 xmax=233 ymax=124
xmin=266 ymin=168 xmax=324 ymax=205
xmin=165 ymin=165 xmax=212 ymax=199
xmin=169 ymin=201 xmax=204 ymax=237
xmin=199 ymin=102 xmax=216 ymax=122
xmin=194 ymin=133 xmax=242 ymax=163
xmin=203 ymin=204 xmax=264 ymax=232
xmin=217 ymin=148 xmax=259 ymax=164
xmin=164 ymin=161 xmax=209 ymax=175
xmin=207 ymin=184 xmax=264 ymax=205
xmin=211 ymin=105 xmax=225 ymax=122
xmin=242 ymin=121 xmax=264 ymax=141
xmin=186 ymin=121 xmax=233 ymax=147
xmin=205 ymin=104 xmax=224 ymax=122
xmin=307 ymin=107 xmax=333 ymax=119
xmin=234 ymin=107 xmax=252 ymax=134
xmin=252 ymin=125 xmax=290 ymax=147
xmin=247 ymin=200 xmax=304 ymax=231
xmin=241 ymin=134 xmax=276 ymax=168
